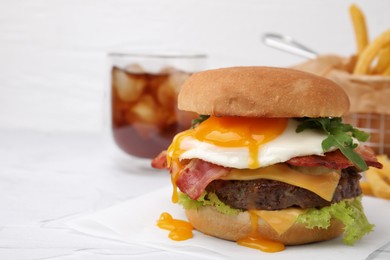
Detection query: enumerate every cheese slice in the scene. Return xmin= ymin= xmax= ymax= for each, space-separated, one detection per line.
xmin=251 ymin=208 xmax=306 ymax=235
xmin=221 ymin=164 xmax=341 ymax=201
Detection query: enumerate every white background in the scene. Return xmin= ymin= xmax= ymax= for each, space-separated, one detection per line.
xmin=0 ymin=2 xmax=390 ymax=259
xmin=0 ymin=0 xmax=389 ymax=133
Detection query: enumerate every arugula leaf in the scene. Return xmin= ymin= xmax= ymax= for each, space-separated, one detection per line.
xmin=296 ymin=117 xmax=369 ymax=170
xmin=191 ymin=115 xmax=210 ymax=128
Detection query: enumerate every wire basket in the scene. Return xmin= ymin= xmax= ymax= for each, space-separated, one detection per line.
xmin=293 ymin=55 xmax=390 ymax=157
xmin=343 ymin=112 xmax=390 ymax=156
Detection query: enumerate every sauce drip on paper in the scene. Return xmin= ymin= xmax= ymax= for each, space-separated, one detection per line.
xmin=157 ymin=212 xmax=193 ymax=241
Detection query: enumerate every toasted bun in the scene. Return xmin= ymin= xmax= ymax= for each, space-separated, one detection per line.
xmin=178 ymin=66 xmax=350 ymax=117
xmin=185 ymin=206 xmax=344 ymax=245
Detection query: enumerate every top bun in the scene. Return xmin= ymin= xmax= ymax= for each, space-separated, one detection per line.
xmin=178 ymin=66 xmax=350 ymax=117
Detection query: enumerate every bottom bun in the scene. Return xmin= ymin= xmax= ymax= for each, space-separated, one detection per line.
xmin=185 ymin=206 xmax=344 ymax=245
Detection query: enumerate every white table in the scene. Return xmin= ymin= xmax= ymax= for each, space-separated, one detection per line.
xmin=0 ymin=129 xmax=201 ymax=259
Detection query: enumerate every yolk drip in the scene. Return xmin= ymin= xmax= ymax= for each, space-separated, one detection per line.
xmin=170 ymin=159 xmax=182 ymax=203
xmin=167 ymin=130 xmax=191 ymax=203
xmin=236 ymin=211 xmax=285 ymax=253
xmin=167 ymin=128 xmax=192 ymax=168
xmin=157 ymin=212 xmax=193 ymax=241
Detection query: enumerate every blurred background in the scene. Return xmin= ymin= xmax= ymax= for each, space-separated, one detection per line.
xmin=0 ymin=0 xmax=389 ymax=133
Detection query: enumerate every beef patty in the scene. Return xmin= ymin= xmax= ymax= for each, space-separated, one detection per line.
xmin=205 ymin=167 xmax=361 ymax=210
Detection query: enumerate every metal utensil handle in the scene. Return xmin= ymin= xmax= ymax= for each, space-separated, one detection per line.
xmin=262 ymin=33 xmax=318 ymax=59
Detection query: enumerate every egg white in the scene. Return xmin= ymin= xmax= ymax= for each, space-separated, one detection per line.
xmin=179 ymin=119 xmax=336 ymax=169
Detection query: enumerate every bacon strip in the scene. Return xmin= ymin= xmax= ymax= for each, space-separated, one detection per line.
xmin=176 ymin=159 xmax=229 ymax=200
xmin=354 ymin=145 xmax=383 ymax=168
xmin=151 ymin=150 xmax=168 ymax=169
xmin=287 ymin=145 xmax=382 ymax=169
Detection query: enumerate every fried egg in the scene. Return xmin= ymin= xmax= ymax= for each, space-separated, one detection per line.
xmin=168 ymin=116 xmax=336 ymax=169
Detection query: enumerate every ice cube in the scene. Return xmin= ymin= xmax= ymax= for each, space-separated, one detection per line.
xmin=131 ymin=95 xmax=159 ymax=124
xmin=112 ymin=67 xmax=145 ymax=103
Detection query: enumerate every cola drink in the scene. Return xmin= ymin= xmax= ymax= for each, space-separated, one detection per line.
xmin=111 ymin=65 xmax=197 ymax=158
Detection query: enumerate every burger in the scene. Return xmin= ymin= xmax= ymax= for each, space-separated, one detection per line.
xmin=152 ymin=66 xmax=382 ymax=252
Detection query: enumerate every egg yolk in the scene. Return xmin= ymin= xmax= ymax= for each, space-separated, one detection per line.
xmin=168 ymin=116 xmax=288 ymax=169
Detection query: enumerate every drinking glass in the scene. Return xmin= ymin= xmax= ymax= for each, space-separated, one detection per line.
xmin=107 ymin=51 xmax=207 ymax=168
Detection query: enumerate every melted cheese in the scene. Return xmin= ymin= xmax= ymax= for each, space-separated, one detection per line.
xmin=253 ymin=208 xmax=306 ymax=235
xmin=221 ymin=164 xmax=341 ymax=201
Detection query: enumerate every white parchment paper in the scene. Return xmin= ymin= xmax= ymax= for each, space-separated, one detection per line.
xmin=68 ymin=186 xmax=390 ymax=260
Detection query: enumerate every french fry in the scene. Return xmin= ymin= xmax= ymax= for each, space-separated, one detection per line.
xmin=375 ymin=155 xmax=390 ymax=182
xmin=360 ymin=181 xmax=374 ymax=196
xmin=372 ymin=46 xmax=390 ymax=74
xmin=349 ymin=4 xmax=369 ymax=55
xmin=383 ymin=63 xmax=390 ymax=76
xmin=366 ymin=167 xmax=390 ymax=199
xmin=354 ymin=29 xmax=390 ymax=75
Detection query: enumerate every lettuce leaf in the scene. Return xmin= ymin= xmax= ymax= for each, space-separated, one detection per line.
xmin=296 ymin=196 xmax=374 ymax=245
xmin=178 ymin=192 xmax=242 ymax=215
